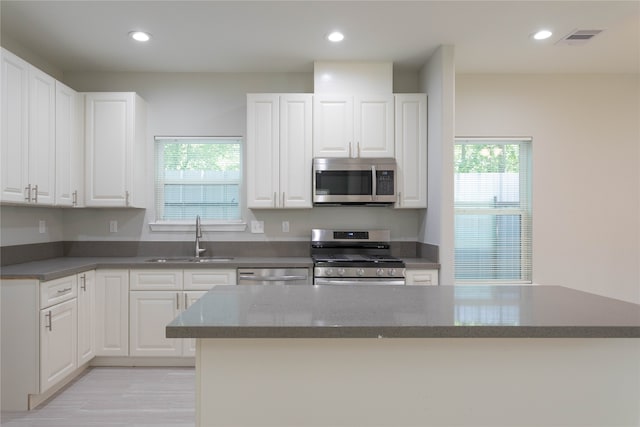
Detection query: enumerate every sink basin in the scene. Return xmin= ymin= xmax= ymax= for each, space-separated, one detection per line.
xmin=190 ymin=257 xmax=234 ymax=263
xmin=145 ymin=257 xmax=234 ymax=263
xmin=145 ymin=257 xmax=192 ymax=263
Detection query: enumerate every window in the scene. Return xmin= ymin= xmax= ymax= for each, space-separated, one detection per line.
xmin=154 ymin=137 xmax=242 ymax=223
xmin=454 ymin=138 xmax=532 ymax=283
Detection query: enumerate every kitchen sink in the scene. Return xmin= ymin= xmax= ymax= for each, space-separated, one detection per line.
xmin=190 ymin=257 xmax=234 ymax=263
xmin=145 ymin=257 xmax=234 ymax=263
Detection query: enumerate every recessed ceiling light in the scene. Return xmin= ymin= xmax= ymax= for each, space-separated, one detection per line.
xmin=532 ymin=29 xmax=553 ymax=40
xmin=129 ymin=31 xmax=151 ymax=42
xmin=327 ymin=31 xmax=345 ymax=43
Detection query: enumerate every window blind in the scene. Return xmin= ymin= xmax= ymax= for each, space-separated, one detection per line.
xmin=154 ymin=137 xmax=242 ymax=221
xmin=454 ymin=138 xmax=532 ymax=283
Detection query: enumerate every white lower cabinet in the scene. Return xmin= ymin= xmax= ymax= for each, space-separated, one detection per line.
xmin=1 ymin=272 xmax=93 ymax=410
xmin=405 ymin=269 xmax=439 ymax=286
xmin=130 ymin=290 xmax=182 ymax=356
xmin=95 ymin=269 xmax=129 ymax=356
xmin=40 ymin=297 xmax=77 ymax=393
xmin=129 ymin=269 xmax=236 ymax=357
xmin=77 ymin=270 xmax=95 ymax=366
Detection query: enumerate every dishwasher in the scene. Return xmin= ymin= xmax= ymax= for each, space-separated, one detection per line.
xmin=237 ymin=268 xmax=311 ymax=285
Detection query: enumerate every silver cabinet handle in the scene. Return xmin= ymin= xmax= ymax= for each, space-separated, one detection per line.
xmin=24 ymin=184 xmax=32 ymax=202
xmin=357 ymin=142 xmax=361 ymax=157
xmin=281 ymin=192 xmax=285 ymax=208
xmin=176 ymin=293 xmax=180 ymax=310
xmin=33 ymin=185 xmax=38 ymax=203
xmin=348 ymin=142 xmax=352 ymax=158
xmin=45 ymin=310 xmax=52 ymax=331
xmin=80 ymin=274 xmax=86 ymax=291
xmin=72 ymin=190 xmax=78 ymax=207
xmin=125 ymin=191 xmax=130 ymax=206
xmin=273 ymin=192 xmax=277 ymax=208
xmin=397 ymin=192 xmax=402 ymax=207
xmin=56 ymin=287 xmax=72 ymax=295
xmin=184 ymin=293 xmax=188 ymax=310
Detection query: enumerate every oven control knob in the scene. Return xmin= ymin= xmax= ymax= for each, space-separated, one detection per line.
xmin=388 ymin=268 xmax=397 ymax=276
xmin=376 ymin=268 xmax=384 ymax=277
xmin=326 ymin=268 xmax=334 ymax=276
xmin=356 ymin=268 xmax=365 ymax=276
xmin=338 ymin=268 xmax=346 ymax=276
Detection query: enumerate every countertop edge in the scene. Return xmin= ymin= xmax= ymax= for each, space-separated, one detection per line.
xmin=166 ymin=325 xmax=640 ymax=339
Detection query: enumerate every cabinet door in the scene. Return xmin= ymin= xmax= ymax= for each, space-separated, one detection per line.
xmin=130 ymin=269 xmax=183 ymax=291
xmin=40 ymin=298 xmax=77 ymax=393
xmin=28 ymin=66 xmax=56 ymax=205
xmin=55 ymin=81 xmax=81 ymax=207
xmin=182 ymin=291 xmax=207 ymax=356
xmin=95 ymin=270 xmax=129 ymax=356
xmin=246 ymin=94 xmax=280 ymax=208
xmin=1 ymin=49 xmax=29 ymax=203
xmin=405 ymin=269 xmax=439 ymax=286
xmin=355 ymin=94 xmax=394 ymax=158
xmin=395 ymin=94 xmax=427 ymax=208
xmin=312 ymin=94 xmax=352 ymax=158
xmin=280 ymin=94 xmax=312 ymax=208
xmin=77 ymin=270 xmax=95 ymax=366
xmin=85 ymin=93 xmax=133 ymax=207
xmin=184 ymin=269 xmax=236 ymax=290
xmin=130 ymin=291 xmax=182 ymax=357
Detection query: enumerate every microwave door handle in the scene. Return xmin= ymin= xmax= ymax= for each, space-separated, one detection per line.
xmin=371 ymin=165 xmax=377 ymax=201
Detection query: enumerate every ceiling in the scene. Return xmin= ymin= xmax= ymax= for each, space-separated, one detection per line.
xmin=1 ymin=1 xmax=639 ymax=74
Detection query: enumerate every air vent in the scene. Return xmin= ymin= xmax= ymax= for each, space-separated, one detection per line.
xmin=557 ymin=29 xmax=604 ymax=45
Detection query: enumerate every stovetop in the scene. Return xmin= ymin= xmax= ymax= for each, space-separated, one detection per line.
xmin=312 ymin=254 xmax=401 ymax=263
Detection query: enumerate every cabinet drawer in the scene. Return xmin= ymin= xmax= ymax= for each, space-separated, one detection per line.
xmin=405 ymin=269 xmax=439 ymax=286
xmin=184 ymin=269 xmax=236 ymax=290
xmin=40 ymin=275 xmax=78 ymax=309
xmin=130 ymin=270 xmax=183 ymax=290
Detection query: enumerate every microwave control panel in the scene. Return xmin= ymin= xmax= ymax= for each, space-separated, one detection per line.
xmin=376 ymin=171 xmax=395 ymax=195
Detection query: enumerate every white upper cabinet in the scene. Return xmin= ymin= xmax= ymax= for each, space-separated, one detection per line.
xmin=247 ymin=93 xmax=313 ymax=209
xmin=313 ymin=94 xmax=394 ymax=158
xmin=84 ymin=92 xmax=147 ymax=208
xmin=28 ymin=66 xmax=56 ymax=205
xmin=1 ymin=48 xmax=55 ymax=205
xmin=1 ymin=49 xmax=29 ymax=203
xmin=55 ymin=81 xmax=83 ymax=207
xmin=395 ymin=94 xmax=427 ymax=208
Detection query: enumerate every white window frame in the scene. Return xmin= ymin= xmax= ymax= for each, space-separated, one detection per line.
xmin=454 ymin=137 xmax=532 ymax=284
xmin=149 ymin=136 xmax=246 ymax=232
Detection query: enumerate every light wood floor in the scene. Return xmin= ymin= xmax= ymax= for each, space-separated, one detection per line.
xmin=1 ymin=367 xmax=195 ymax=427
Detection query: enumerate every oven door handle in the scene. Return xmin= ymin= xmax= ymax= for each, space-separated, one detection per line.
xmin=314 ymin=278 xmax=405 ymax=286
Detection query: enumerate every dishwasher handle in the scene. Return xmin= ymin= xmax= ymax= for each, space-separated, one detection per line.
xmin=239 ymin=275 xmax=308 ymax=282
xmin=237 ymin=268 xmax=311 ymax=285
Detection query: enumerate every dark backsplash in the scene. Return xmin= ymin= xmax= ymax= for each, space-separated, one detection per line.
xmin=1 ymin=240 xmax=438 ymax=266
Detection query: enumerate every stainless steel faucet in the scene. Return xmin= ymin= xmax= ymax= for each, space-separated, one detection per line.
xmin=194 ymin=215 xmax=206 ymax=258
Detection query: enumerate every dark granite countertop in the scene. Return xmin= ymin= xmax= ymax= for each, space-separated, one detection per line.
xmin=166 ymin=284 xmax=640 ymax=339
xmin=0 ymin=256 xmax=314 ymax=281
xmin=0 ymin=256 xmax=439 ymax=281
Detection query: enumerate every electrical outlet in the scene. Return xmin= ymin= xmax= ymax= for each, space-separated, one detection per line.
xmin=282 ymin=221 xmax=290 ymax=233
xmin=39 ymin=220 xmax=46 ymax=234
xmin=109 ymin=220 xmax=118 ymax=233
xmin=250 ymin=220 xmax=264 ymax=234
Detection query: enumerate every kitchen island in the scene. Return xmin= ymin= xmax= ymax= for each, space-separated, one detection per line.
xmin=167 ymin=284 xmax=640 ymax=427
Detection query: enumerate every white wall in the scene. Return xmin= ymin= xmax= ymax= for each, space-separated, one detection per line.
xmin=456 ymin=74 xmax=640 ymax=304
xmin=419 ymin=46 xmax=456 ymax=285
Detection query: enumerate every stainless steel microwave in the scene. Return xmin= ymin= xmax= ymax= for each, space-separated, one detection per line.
xmin=313 ymin=157 xmax=397 ymax=205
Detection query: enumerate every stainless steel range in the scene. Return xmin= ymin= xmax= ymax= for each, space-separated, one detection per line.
xmin=311 ymin=229 xmax=405 ymax=285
